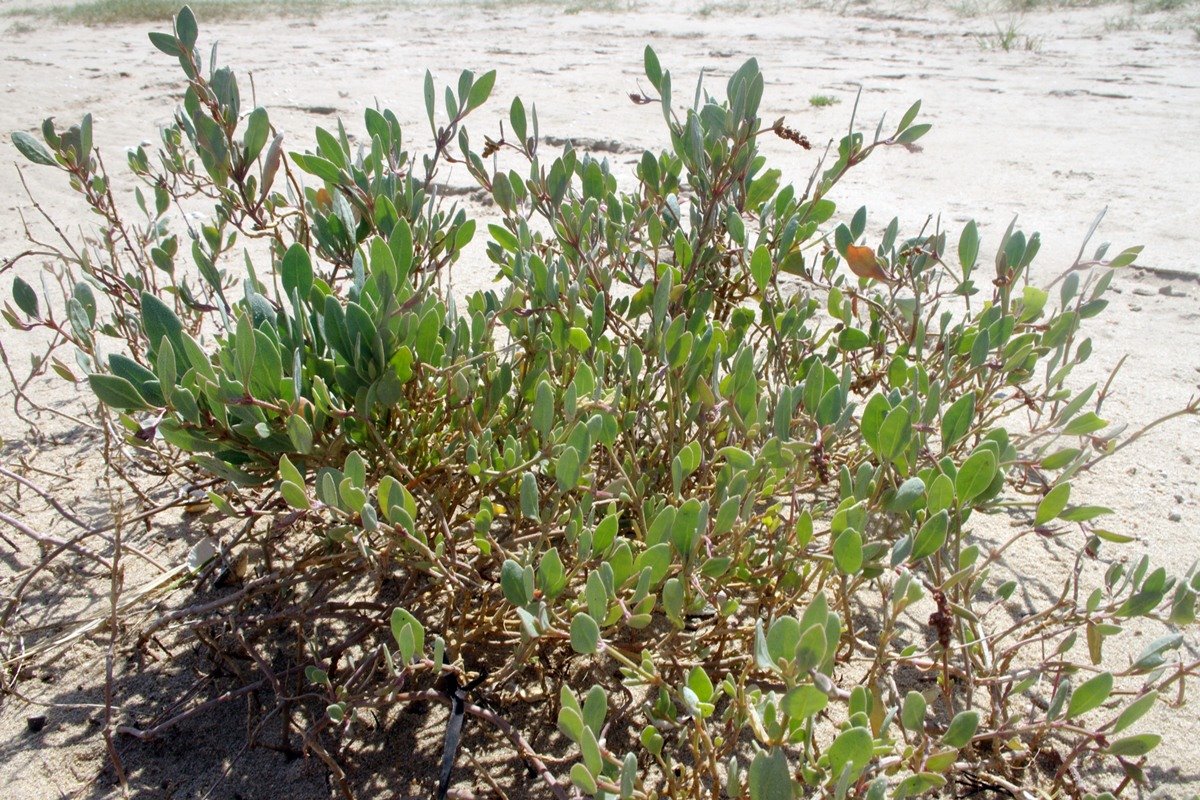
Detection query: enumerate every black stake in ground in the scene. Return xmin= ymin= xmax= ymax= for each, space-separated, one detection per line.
xmin=435 ymin=669 xmax=489 ymax=799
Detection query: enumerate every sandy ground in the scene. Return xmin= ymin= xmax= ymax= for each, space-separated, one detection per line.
xmin=1 ymin=0 xmax=1199 ymax=797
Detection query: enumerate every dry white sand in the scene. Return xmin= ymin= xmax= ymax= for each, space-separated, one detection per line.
xmin=1 ymin=1 xmax=1198 ymax=797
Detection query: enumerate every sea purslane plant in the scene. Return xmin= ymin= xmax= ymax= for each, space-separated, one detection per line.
xmin=5 ymin=7 xmax=1198 ymax=799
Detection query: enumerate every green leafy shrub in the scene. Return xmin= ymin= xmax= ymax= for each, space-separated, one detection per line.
xmin=6 ymin=7 xmax=1198 ymax=798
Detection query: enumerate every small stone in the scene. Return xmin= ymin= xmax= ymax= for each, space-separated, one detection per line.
xmin=1132 ymin=287 xmax=1154 ymax=297
xmin=26 ymin=715 xmax=47 ymax=733
xmin=1168 ymin=512 xmax=1182 ymax=522
xmin=1130 ymin=305 xmax=1142 ymax=312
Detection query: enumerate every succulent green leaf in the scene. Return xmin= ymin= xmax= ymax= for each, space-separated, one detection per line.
xmin=466 ymin=70 xmax=496 ymax=112
xmin=894 ymin=774 xmax=946 ymax=799
xmin=519 ymin=472 xmax=540 ymax=520
xmin=11 ymin=277 xmax=39 ymax=318
xmin=1063 ymin=411 xmax=1107 ymax=436
xmin=643 ymin=46 xmax=663 ymax=89
xmin=556 ymin=446 xmax=581 ymax=491
xmin=147 ymin=31 xmax=182 ymax=57
xmin=955 ymin=450 xmax=996 ymax=504
xmin=582 ymin=684 xmax=607 ymax=736
xmin=828 ymin=727 xmax=873 ymax=781
xmin=620 ymin=752 xmax=637 ymax=798
xmin=633 ymin=542 xmax=671 ymax=587
xmin=532 ymin=379 xmax=554 ymax=440
xmin=1067 ymin=672 xmax=1112 ymax=718
xmin=783 ymin=685 xmax=828 ymax=720
xmin=11 ymin=132 xmax=56 ymax=167
xmin=87 ymin=374 xmax=150 ymax=411
xmin=859 ymin=393 xmax=889 ymax=451
xmin=897 ymin=99 xmax=922 ymax=132
xmin=902 ymin=690 xmax=927 ymax=733
xmin=911 ymin=510 xmax=949 ymax=561
xmin=1113 ymin=691 xmax=1157 ymax=734
xmin=766 ymin=615 xmax=801 ymax=668
xmin=174 ymin=5 xmax=198 ymax=49
xmin=1105 ymin=734 xmax=1161 ymax=757
xmin=688 ymin=666 xmax=714 ymax=704
xmin=537 ymin=547 xmax=567 ymax=599
xmin=878 ymin=405 xmax=912 ymax=462
xmin=958 ymin=220 xmax=979 ymax=276
xmin=941 ymin=710 xmax=979 ymax=748
xmin=1035 ymin=482 xmax=1071 ymax=526
xmin=500 ymin=559 xmax=530 ymax=606
xmin=833 ymin=529 xmax=863 ymax=574
xmin=748 ymin=747 xmax=793 ymax=800
xmin=280 ymin=481 xmax=310 ymax=510
xmin=281 ymin=243 xmax=313 ymax=302
xmin=940 ymin=391 xmax=975 ymax=452
xmin=794 ymin=623 xmax=827 ymax=675
xmin=570 ymin=612 xmax=601 ymax=655
xmin=890 ymin=477 xmax=926 ymax=513
xmin=570 ymin=762 xmax=597 ymax=794
xmin=557 ymin=705 xmax=584 ymax=742
xmin=750 ymin=245 xmax=772 ymax=293
xmin=390 ymin=607 xmax=424 ymax=663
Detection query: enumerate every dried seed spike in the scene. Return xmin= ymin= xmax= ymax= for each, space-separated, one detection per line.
xmin=772 ymin=119 xmax=812 ymax=149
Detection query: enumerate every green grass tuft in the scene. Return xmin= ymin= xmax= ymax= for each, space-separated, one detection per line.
xmin=977 ymin=18 xmax=1043 ymax=50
